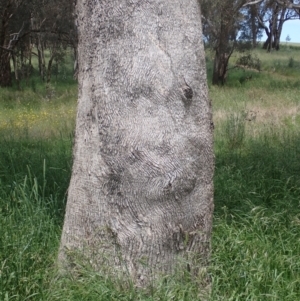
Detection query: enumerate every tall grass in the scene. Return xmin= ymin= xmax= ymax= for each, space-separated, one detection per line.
xmin=0 ymin=102 xmax=75 ymax=300
xmin=210 ymin=45 xmax=300 ymax=299
xmin=212 ymin=127 xmax=300 ymax=301
xmin=1 ymin=46 xmax=300 ymax=300
xmin=0 ymin=173 xmax=60 ymax=300
xmin=0 ymin=82 xmax=75 ymax=299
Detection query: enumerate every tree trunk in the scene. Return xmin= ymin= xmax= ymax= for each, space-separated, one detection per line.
xmin=59 ymin=0 xmax=214 ymax=287
xmin=71 ymin=38 xmax=78 ymax=80
xmin=0 ymin=51 xmax=12 ymax=87
xmin=212 ymin=50 xmax=230 ymax=85
xmin=273 ymin=7 xmax=286 ymax=51
xmin=263 ymin=34 xmax=271 ymax=50
xmin=250 ymin=6 xmax=258 ymax=48
xmin=0 ymin=2 xmax=12 ymax=87
xmin=46 ymin=53 xmax=56 ymax=83
xmin=11 ymin=52 xmax=20 ymax=89
xmin=263 ymin=4 xmax=286 ymax=52
xmin=211 ymin=12 xmax=233 ymax=86
xmin=37 ymin=36 xmax=45 ymax=81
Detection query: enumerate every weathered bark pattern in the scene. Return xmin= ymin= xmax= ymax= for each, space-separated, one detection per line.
xmin=59 ymin=0 xmax=214 ymax=285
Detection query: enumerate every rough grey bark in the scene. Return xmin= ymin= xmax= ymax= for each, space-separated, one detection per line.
xmin=59 ymin=0 xmax=214 ymax=286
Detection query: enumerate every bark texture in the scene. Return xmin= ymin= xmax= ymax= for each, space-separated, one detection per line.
xmin=59 ymin=0 xmax=214 ymax=286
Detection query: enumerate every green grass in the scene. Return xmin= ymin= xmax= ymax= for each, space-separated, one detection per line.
xmin=212 ymin=125 xmax=300 ymax=299
xmin=0 ymin=175 xmax=60 ymax=300
xmin=208 ymin=45 xmax=300 ymax=299
xmin=1 ymin=46 xmax=300 ymax=300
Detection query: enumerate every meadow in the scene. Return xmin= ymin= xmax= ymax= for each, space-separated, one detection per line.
xmin=0 ymin=45 xmax=300 ymax=300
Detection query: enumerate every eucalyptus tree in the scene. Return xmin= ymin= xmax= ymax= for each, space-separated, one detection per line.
xmin=244 ymin=0 xmax=300 ymax=51
xmin=201 ymin=0 xmax=249 ymax=85
xmin=0 ymin=0 xmax=27 ymax=87
xmin=0 ymin=0 xmax=76 ymax=86
xmin=239 ymin=4 xmax=264 ymax=48
xmin=201 ymin=0 xmax=300 ymax=85
xmin=59 ymin=0 xmax=214 ymax=288
xmin=29 ymin=0 xmax=76 ymax=81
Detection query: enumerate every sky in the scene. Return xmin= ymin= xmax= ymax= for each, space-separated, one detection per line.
xmin=260 ymin=19 xmax=300 ymax=43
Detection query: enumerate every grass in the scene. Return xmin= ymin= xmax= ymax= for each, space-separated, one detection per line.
xmin=1 ymin=46 xmax=300 ymax=300
xmin=0 ymin=175 xmax=60 ymax=300
xmin=0 ymin=82 xmax=75 ymax=300
xmin=212 ymin=125 xmax=300 ymax=300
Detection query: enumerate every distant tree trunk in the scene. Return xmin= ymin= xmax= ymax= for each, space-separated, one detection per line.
xmin=25 ymin=39 xmax=33 ymax=83
xmin=36 ymin=36 xmax=45 ymax=80
xmin=263 ymin=34 xmax=271 ymax=50
xmin=46 ymin=54 xmax=54 ymax=83
xmin=0 ymin=50 xmax=12 ymax=87
xmin=72 ymin=40 xmax=78 ymax=80
xmin=212 ymin=49 xmax=231 ymax=85
xmin=0 ymin=3 xmax=12 ymax=87
xmin=263 ymin=3 xmax=278 ymax=52
xmin=263 ymin=22 xmax=274 ymax=52
xmin=212 ymin=16 xmax=233 ymax=85
xmin=273 ymin=7 xmax=286 ymax=50
xmin=11 ymin=52 xmax=21 ymax=89
xmin=250 ymin=5 xmax=258 ymax=48
xmin=263 ymin=3 xmax=287 ymax=52
xmin=59 ymin=0 xmax=214 ymax=288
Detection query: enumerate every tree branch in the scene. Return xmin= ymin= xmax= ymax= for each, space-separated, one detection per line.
xmin=276 ymin=0 xmax=300 ymax=9
xmin=0 ymin=46 xmax=13 ymax=53
xmin=245 ymin=0 xmax=300 ymax=9
xmin=243 ymin=0 xmax=264 ymax=7
xmin=201 ymin=15 xmax=219 ymax=38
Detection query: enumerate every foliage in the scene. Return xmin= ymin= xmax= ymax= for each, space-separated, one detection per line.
xmin=236 ymin=52 xmax=261 ymax=71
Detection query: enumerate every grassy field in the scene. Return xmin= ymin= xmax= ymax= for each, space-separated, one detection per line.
xmin=1 ymin=46 xmax=300 ymax=300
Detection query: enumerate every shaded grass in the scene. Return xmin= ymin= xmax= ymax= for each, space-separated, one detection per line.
xmin=211 ymin=206 xmax=300 ymax=300
xmin=209 ymin=82 xmax=300 ymax=298
xmin=0 ymin=124 xmax=74 ymax=301
xmin=0 ymin=136 xmax=72 ymax=213
xmin=0 ymin=86 xmax=76 ymax=204
xmin=0 ymin=176 xmax=61 ymax=301
xmin=210 ymin=119 xmax=300 ymax=300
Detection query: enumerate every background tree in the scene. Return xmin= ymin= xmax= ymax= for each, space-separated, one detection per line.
xmin=245 ymin=0 xmax=300 ymax=51
xmin=239 ymin=4 xmax=264 ymax=48
xmin=0 ymin=0 xmax=26 ymax=87
xmin=29 ymin=0 xmax=76 ymax=82
xmin=201 ymin=0 xmax=300 ymax=85
xmin=256 ymin=1 xmax=296 ymax=50
xmin=0 ymin=0 xmax=76 ymax=87
xmin=59 ymin=0 xmax=214 ymax=287
xmin=201 ymin=0 xmax=249 ymax=85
